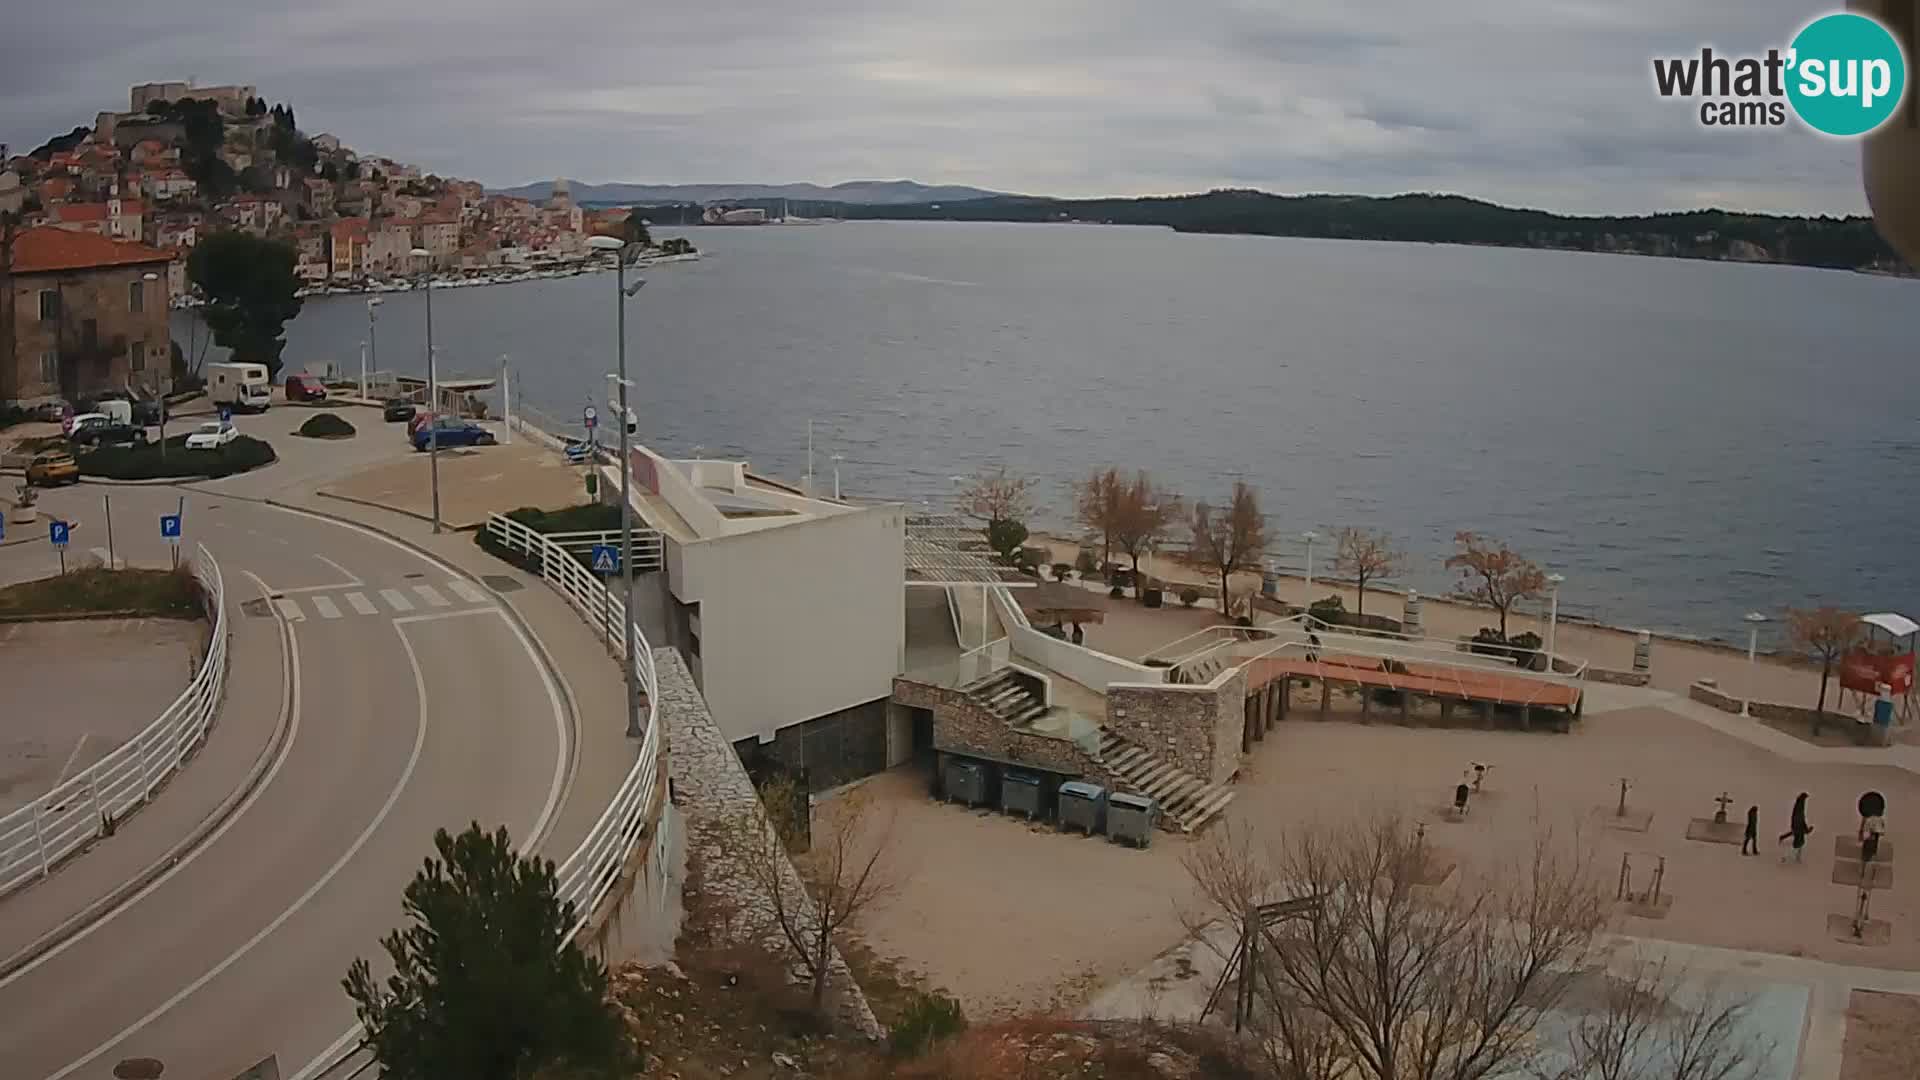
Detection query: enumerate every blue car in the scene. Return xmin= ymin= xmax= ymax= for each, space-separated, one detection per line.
xmin=412 ymin=419 xmax=497 ymax=451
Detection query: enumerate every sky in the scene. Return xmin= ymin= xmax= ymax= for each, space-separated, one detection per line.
xmin=0 ymin=0 xmax=1878 ymax=215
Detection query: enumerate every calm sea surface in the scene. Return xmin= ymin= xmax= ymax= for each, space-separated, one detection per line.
xmin=181 ymin=221 xmax=1920 ymax=645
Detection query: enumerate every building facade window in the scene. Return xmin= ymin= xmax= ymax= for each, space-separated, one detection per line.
xmin=130 ymin=340 xmax=146 ymax=372
xmin=40 ymin=351 xmax=58 ymax=384
xmin=129 ymin=279 xmax=144 ymax=313
xmin=39 ymin=290 xmax=59 ymax=322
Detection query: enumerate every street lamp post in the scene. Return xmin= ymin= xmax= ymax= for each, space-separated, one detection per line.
xmin=364 ymin=296 xmax=383 ymax=401
xmin=1545 ymin=572 xmax=1565 ymax=670
xmin=410 ymin=250 xmax=440 ymax=533
xmin=588 ymin=234 xmax=646 ymax=739
xmin=1302 ymin=531 xmax=1319 ymax=596
xmin=831 ymin=453 xmax=844 ymax=501
xmin=1742 ymin=612 xmax=1768 ymax=717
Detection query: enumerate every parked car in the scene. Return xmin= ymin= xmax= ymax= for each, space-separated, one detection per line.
xmin=71 ymin=422 xmax=149 ymax=448
xmin=412 ymin=418 xmax=495 ymax=451
xmin=285 ymin=374 xmax=329 ymax=402
xmin=382 ymin=398 xmax=417 ymax=422
xmin=65 ymin=413 xmax=112 ymax=441
xmin=25 ymin=450 xmax=79 ymax=486
xmin=185 ymin=420 xmax=239 ymax=450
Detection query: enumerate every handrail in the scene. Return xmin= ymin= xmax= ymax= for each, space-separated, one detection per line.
xmin=482 ymin=512 xmax=663 ymax=932
xmin=0 ymin=544 xmax=229 ymax=898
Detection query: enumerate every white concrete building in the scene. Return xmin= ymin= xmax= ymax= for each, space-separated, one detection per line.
xmin=586 ymin=441 xmax=906 ymax=784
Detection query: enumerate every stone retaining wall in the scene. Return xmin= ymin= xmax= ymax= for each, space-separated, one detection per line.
xmin=894 ymin=677 xmax=1110 ymax=782
xmin=1587 ymin=667 xmax=1652 ymax=687
xmin=1107 ymin=666 xmax=1247 ymax=785
xmin=664 ymin=651 xmax=882 ymax=1038
xmin=1687 ymin=679 xmax=1886 ymax=744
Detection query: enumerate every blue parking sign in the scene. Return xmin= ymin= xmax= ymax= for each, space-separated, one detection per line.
xmin=590 ymin=544 xmax=619 ymax=574
xmin=161 ymin=514 xmax=182 ymax=540
xmin=49 ymin=520 xmax=70 ymax=547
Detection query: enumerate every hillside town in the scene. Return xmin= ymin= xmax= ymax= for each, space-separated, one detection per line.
xmin=0 ymin=79 xmax=658 ymax=407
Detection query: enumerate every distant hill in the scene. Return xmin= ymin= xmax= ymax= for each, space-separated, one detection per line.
xmin=492 ymin=178 xmax=1009 ymax=206
xmin=831 ymin=190 xmax=1911 ymax=275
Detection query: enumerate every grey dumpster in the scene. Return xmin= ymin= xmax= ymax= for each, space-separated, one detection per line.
xmin=1002 ymin=769 xmax=1044 ymax=820
xmin=945 ymin=758 xmax=988 ymax=808
xmin=1058 ymin=780 xmax=1107 ymax=835
xmin=1107 ymin=792 xmax=1158 ymax=848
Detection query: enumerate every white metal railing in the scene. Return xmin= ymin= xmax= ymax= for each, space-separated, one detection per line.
xmin=540 ymin=528 xmax=664 ymax=572
xmin=481 ymin=511 xmax=663 ymax=933
xmin=0 ymin=544 xmax=229 ymax=898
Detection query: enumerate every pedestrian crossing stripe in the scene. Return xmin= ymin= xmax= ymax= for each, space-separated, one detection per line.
xmin=379 ymin=588 xmax=414 ymax=612
xmin=412 ymin=584 xmax=451 ymax=608
xmin=273 ymin=597 xmax=304 ymax=622
xmin=266 ymin=582 xmax=492 ymax=621
xmin=345 ymin=592 xmax=378 ymax=616
xmin=310 ymin=595 xmax=342 ymax=619
xmin=447 ymin=579 xmax=488 ymax=604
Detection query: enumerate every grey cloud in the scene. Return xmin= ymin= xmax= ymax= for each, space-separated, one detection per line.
xmin=0 ymin=0 xmax=1873 ymax=214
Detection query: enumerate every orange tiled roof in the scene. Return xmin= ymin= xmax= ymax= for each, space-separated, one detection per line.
xmin=9 ymin=226 xmax=173 ymax=273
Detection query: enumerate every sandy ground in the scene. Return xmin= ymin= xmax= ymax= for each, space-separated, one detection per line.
xmin=836 ymin=699 xmax=1920 ymax=1020
xmin=1840 ymin=989 xmax=1920 ymax=1080
xmin=0 ymin=618 xmax=204 ymax=815
xmin=1035 ymin=536 xmax=1850 ymax=715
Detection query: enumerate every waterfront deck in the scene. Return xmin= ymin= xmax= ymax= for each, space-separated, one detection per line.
xmin=1247 ymin=654 xmax=1582 ymax=712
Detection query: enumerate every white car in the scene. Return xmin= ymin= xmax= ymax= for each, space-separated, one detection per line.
xmin=184 ymin=421 xmax=239 ymax=450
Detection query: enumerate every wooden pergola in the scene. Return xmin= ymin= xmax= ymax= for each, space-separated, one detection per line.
xmin=1018 ymin=581 xmax=1110 ymax=627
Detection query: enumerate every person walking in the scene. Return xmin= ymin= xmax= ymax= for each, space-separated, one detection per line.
xmin=1779 ymin=793 xmax=1812 ymax=863
xmin=1742 ymin=805 xmax=1760 ymax=855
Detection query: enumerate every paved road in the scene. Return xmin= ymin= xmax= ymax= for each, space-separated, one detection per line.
xmin=0 ymin=483 xmax=572 ymax=1080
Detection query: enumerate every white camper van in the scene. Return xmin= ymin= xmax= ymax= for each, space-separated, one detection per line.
xmin=206 ymin=362 xmax=272 ymax=413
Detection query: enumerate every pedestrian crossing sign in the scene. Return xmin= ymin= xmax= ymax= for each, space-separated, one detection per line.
xmin=591 ymin=544 xmax=619 ymax=574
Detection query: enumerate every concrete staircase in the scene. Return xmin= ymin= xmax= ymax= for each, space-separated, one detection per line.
xmin=1095 ymin=730 xmax=1235 ymax=833
xmin=1170 ymin=653 xmax=1227 ymax=685
xmin=964 ymin=670 xmax=1049 ymax=727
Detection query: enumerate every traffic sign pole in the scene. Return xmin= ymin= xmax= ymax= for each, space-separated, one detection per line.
xmin=104 ymin=494 xmax=114 ymax=570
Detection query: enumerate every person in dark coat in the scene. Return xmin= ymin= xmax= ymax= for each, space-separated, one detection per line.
xmin=1778 ymin=793 xmax=1812 ymax=862
xmin=1742 ymin=805 xmax=1759 ymax=855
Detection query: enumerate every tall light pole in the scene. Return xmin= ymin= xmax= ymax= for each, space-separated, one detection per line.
xmin=410 ymin=249 xmax=440 ymax=533
xmin=364 ymin=296 xmax=382 ymax=401
xmin=1742 ymin=612 xmax=1768 ymax=717
xmin=1302 ymin=531 xmax=1319 ymax=596
xmin=1545 ymin=572 xmax=1565 ymax=670
xmin=588 ymin=234 xmax=645 ymax=739
xmin=831 ymin=453 xmax=844 ymax=501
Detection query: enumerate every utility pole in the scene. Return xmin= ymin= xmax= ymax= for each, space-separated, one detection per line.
xmin=589 ymin=234 xmax=645 ymax=739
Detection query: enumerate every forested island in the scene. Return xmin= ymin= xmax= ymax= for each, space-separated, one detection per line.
xmin=819 ymin=190 xmax=1909 ymax=275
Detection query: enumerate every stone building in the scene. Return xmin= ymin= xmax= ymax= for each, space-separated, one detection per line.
xmin=0 ymin=226 xmax=173 ymax=405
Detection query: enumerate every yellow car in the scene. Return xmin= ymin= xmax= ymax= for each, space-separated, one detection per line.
xmin=26 ymin=450 xmax=80 ymax=486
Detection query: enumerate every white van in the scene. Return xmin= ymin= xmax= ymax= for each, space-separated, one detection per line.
xmin=206 ymin=362 xmax=272 ymax=413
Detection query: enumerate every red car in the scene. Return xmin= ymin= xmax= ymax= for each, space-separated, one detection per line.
xmin=285 ymin=373 xmax=329 ymax=402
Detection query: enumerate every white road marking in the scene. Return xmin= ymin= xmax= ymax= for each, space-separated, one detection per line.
xmin=411 ymin=583 xmax=451 ymax=608
xmin=313 ymin=554 xmax=361 ymax=585
xmin=446 ymin=579 xmax=488 ymax=604
xmin=0 ymin=568 xmax=301 ymax=989
xmin=344 ymin=592 xmax=377 ymax=616
xmin=45 ymin=619 xmax=430 ymax=1080
xmin=53 ymin=734 xmax=92 ymax=788
xmin=272 ymin=597 xmax=304 ymax=622
xmin=379 ymin=588 xmax=413 ymax=612
xmin=309 ymin=595 xmax=341 ymax=620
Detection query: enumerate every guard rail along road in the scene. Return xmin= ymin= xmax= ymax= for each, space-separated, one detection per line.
xmin=482 ymin=511 xmax=663 ymax=937
xmin=0 ymin=543 xmax=229 ymax=898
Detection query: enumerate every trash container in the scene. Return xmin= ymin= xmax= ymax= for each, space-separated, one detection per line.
xmin=1058 ymin=780 xmax=1107 ymax=835
xmin=1002 ymin=769 xmax=1043 ymax=820
xmin=945 ymin=758 xmax=988 ymax=808
xmin=1107 ymin=792 xmax=1158 ymax=848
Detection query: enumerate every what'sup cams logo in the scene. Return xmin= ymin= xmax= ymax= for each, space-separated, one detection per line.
xmin=1653 ymin=11 xmax=1910 ymax=136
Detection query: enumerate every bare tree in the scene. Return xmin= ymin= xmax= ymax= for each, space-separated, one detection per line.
xmin=1190 ymin=482 xmax=1268 ymax=618
xmin=711 ymin=776 xmax=898 ymax=1016
xmin=1787 ymin=606 xmax=1860 ymax=727
xmin=1535 ymin=950 xmax=1769 ymax=1080
xmin=1446 ymin=531 xmax=1548 ymax=639
xmin=1331 ymin=527 xmax=1405 ymax=617
xmin=1072 ymin=466 xmax=1123 ymax=567
xmin=1112 ymin=471 xmax=1183 ymax=596
xmin=957 ymin=466 xmax=1036 ymax=563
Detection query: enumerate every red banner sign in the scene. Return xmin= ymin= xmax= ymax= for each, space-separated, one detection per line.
xmin=1840 ymin=648 xmax=1916 ymax=695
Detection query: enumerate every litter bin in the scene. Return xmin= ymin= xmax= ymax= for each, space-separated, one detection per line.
xmin=1058 ymin=780 xmax=1107 ymax=835
xmin=1107 ymin=792 xmax=1158 ymax=848
xmin=945 ymin=758 xmax=988 ymax=808
xmin=1002 ymin=769 xmax=1044 ymax=820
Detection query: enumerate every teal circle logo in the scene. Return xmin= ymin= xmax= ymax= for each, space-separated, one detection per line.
xmin=1786 ymin=12 xmax=1908 ymax=137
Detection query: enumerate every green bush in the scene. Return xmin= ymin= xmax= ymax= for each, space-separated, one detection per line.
xmin=888 ymin=991 xmax=967 ymax=1057
xmin=296 ymin=412 xmax=356 ymax=438
xmin=1179 ymin=586 xmax=1201 ymax=607
xmin=473 ymin=503 xmax=646 ymax=576
xmin=78 ymin=434 xmax=277 ymax=480
xmin=0 ymin=566 xmax=203 ymax=618
xmin=1307 ymin=594 xmax=1347 ymax=625
xmin=1074 ymin=549 xmax=1098 ymax=575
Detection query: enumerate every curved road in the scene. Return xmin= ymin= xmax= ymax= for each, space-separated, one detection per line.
xmin=0 ymin=487 xmax=572 ymax=1080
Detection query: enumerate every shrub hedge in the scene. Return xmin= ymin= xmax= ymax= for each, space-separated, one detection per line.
xmin=78 ymin=434 xmax=277 ymax=480
xmin=296 ymin=412 xmax=356 ymax=438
